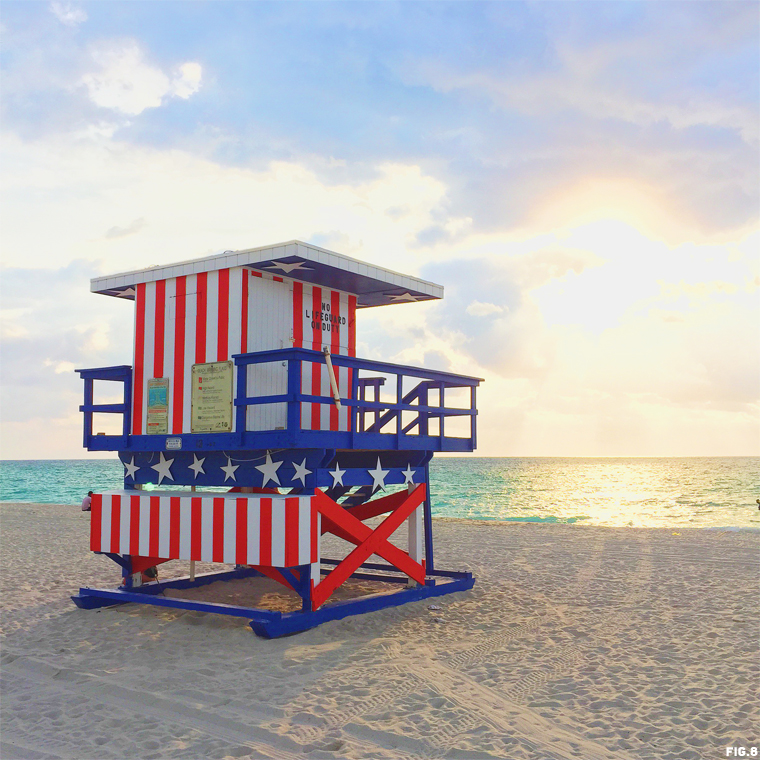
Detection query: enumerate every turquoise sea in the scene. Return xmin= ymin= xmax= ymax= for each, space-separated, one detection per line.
xmin=1 ymin=457 xmax=758 ymax=529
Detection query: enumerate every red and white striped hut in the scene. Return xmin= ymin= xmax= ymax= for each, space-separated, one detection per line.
xmin=75 ymin=240 xmax=479 ymax=637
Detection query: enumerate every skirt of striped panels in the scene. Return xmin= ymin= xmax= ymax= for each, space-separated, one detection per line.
xmin=90 ymin=492 xmax=318 ymax=568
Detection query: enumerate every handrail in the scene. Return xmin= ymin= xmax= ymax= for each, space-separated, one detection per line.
xmin=232 ymin=347 xmax=483 ymax=386
xmin=233 ymin=348 xmax=480 ymax=445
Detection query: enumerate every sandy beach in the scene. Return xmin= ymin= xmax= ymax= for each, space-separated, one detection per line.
xmin=1 ymin=502 xmax=757 ymax=760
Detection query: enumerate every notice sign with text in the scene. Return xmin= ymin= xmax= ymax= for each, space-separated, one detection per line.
xmin=191 ymin=361 xmax=233 ymax=433
xmin=147 ymin=378 xmax=170 ymax=435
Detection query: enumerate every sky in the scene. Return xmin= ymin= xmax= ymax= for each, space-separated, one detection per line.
xmin=1 ymin=0 xmax=758 ymax=459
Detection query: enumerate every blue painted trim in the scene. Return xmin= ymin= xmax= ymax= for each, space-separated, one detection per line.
xmin=72 ymin=563 xmax=474 ymax=639
xmin=96 ymin=552 xmax=131 ymax=570
xmin=251 ymin=574 xmax=475 ymax=638
xmin=74 ymin=587 xmax=281 ymax=623
xmin=104 ymin=430 xmax=474 ymax=454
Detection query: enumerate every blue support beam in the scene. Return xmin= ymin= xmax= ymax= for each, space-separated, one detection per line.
xmin=71 ymin=563 xmax=474 ymax=638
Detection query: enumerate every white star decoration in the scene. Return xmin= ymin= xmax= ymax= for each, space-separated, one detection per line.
xmin=367 ymin=457 xmax=389 ymax=491
xmin=265 ymin=260 xmax=313 ymax=275
xmin=402 ymin=464 xmax=416 ymax=486
xmin=255 ymin=451 xmax=282 ymax=487
xmin=388 ymin=292 xmax=420 ymax=302
xmin=329 ymin=461 xmax=346 ymax=487
xmin=188 ymin=454 xmax=206 ymax=479
xmin=291 ymin=458 xmax=312 ymax=487
xmin=221 ymin=457 xmax=239 ymax=482
xmin=150 ymin=452 xmax=174 ymax=485
xmin=123 ymin=456 xmax=140 ymax=480
xmin=116 ymin=287 xmax=136 ymax=298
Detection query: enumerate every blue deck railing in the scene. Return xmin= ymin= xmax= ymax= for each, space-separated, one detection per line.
xmin=77 ymin=350 xmax=481 ymax=453
xmin=76 ymin=365 xmax=132 ymax=450
xmin=234 ymin=348 xmax=481 ymax=451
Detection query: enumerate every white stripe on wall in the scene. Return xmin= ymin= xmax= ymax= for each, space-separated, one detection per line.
xmin=246 ymin=499 xmax=260 ymax=565
xmin=142 ymin=282 xmax=156 ymax=435
xmin=101 ymin=497 xmax=112 ymax=553
xmin=298 ymin=497 xmax=311 ymax=566
xmin=138 ymin=500 xmax=151 ymax=556
xmin=182 ymin=275 xmax=197 ymax=433
xmin=158 ymin=497 xmax=171 ymax=558
xmin=179 ymin=498 xmax=192 ymax=560
xmin=200 ymin=498 xmax=214 ymax=562
xmin=270 ymin=503 xmax=285 ymax=567
xmin=119 ymin=498 xmax=131 ymax=554
xmin=223 ymin=500 xmax=237 ymax=564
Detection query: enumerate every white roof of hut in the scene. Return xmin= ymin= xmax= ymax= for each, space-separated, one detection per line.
xmin=91 ymin=240 xmax=443 ymax=308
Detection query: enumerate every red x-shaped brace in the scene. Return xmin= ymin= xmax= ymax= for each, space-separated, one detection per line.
xmin=311 ymin=484 xmax=427 ymax=610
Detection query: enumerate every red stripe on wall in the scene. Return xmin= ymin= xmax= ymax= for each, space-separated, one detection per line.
xmin=110 ymin=495 xmax=121 ymax=553
xmin=330 ymin=290 xmax=341 ymax=431
xmin=133 ymin=284 xmax=146 ymax=434
xmin=348 ymin=295 xmax=357 ymax=356
xmin=251 ymin=270 xmax=262 ymax=278
xmin=153 ymin=279 xmax=166 ymax=378
xmin=310 ymin=503 xmax=318 ymax=563
xmin=195 ymin=272 xmax=207 ymax=364
xmin=172 ymin=276 xmax=186 ymax=433
xmin=217 ymin=269 xmax=229 ymax=361
xmin=129 ymin=495 xmax=140 ymax=555
xmin=241 ymin=269 xmax=249 ymax=354
xmin=149 ymin=496 xmax=160 ymax=557
xmin=236 ymin=498 xmax=248 ymax=565
xmin=259 ymin=498 xmax=272 ymax=566
xmin=311 ymin=287 xmax=322 ymax=429
xmin=169 ymin=497 xmax=180 ymax=557
xmin=90 ymin=494 xmax=102 ymax=552
xmin=191 ymin=497 xmax=202 ymax=561
xmin=293 ymin=281 xmax=303 ymax=348
xmin=273 ymin=276 xmax=283 ymax=283
xmin=212 ymin=498 xmax=225 ymax=562
xmin=284 ymin=497 xmax=299 ymax=567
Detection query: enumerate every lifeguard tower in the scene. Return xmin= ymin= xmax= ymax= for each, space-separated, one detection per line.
xmin=72 ymin=241 xmax=481 ymax=637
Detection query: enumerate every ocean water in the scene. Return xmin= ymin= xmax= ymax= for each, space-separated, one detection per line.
xmin=0 ymin=457 xmax=758 ymax=529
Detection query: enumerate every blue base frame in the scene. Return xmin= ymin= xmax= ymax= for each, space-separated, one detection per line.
xmin=71 ymin=563 xmax=474 ymax=638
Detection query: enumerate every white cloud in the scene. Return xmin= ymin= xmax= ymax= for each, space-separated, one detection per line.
xmin=171 ymin=62 xmax=203 ymax=100
xmin=105 ymin=217 xmax=147 ymax=239
xmin=80 ymin=41 xmax=202 ymax=115
xmin=466 ymin=300 xmax=503 ymax=317
xmin=50 ymin=1 xmax=87 ymax=27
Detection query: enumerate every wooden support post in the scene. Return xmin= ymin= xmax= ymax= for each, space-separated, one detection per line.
xmin=407 ymin=482 xmax=423 ymax=587
xmin=189 ymin=484 xmax=196 ymax=580
xmin=310 ymin=510 xmax=321 ymax=596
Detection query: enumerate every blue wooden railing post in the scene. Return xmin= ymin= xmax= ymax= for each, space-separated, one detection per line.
xmin=396 ymin=373 xmax=403 ymax=448
xmin=439 ymin=382 xmax=445 ymax=442
xmin=287 ymin=358 xmax=301 ymax=434
xmin=471 ymin=385 xmax=477 ymax=449
xmin=350 ymin=365 xmax=359 ymax=444
xmin=122 ymin=371 xmax=132 ymax=443
xmin=235 ymin=359 xmax=248 ymax=444
xmin=419 ymin=382 xmax=429 ymax=437
xmin=83 ymin=377 xmax=93 ymax=449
